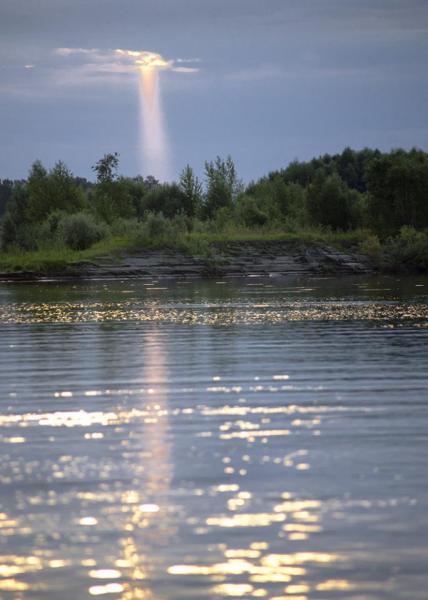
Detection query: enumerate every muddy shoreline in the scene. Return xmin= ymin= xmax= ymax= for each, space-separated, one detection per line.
xmin=0 ymin=240 xmax=374 ymax=282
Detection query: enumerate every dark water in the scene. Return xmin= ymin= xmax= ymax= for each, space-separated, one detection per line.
xmin=0 ymin=275 xmax=427 ymax=599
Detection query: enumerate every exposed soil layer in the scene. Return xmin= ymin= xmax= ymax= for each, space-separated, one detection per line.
xmin=0 ymin=240 xmax=374 ymax=281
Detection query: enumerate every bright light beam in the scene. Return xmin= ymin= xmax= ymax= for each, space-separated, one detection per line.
xmin=56 ymin=48 xmax=200 ymax=181
xmin=138 ymin=64 xmax=171 ymax=181
xmin=117 ymin=49 xmax=172 ymax=181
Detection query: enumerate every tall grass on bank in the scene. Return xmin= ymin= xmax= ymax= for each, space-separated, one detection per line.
xmin=1 ymin=216 xmax=427 ymax=275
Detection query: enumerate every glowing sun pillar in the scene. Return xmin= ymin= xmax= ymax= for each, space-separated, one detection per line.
xmin=138 ymin=65 xmax=171 ymax=182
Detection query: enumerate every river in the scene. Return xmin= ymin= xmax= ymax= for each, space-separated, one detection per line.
xmin=0 ymin=275 xmax=427 ymax=599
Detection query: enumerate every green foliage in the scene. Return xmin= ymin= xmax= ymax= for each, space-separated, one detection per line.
xmin=49 ymin=161 xmax=85 ymax=213
xmin=366 ymin=149 xmax=428 ymax=235
xmin=279 ymin=147 xmax=381 ymax=192
xmin=0 ymin=245 xmax=80 ymax=273
xmin=203 ymin=155 xmax=242 ymax=218
xmin=141 ymin=183 xmax=190 ymax=218
xmin=280 ymin=159 xmax=318 ymax=187
xmin=141 ymin=212 xmax=171 ymax=239
xmin=212 ymin=206 xmax=234 ymax=231
xmin=90 ymin=154 xmax=135 ymax=222
xmin=26 ymin=160 xmax=84 ymax=221
xmin=109 ymin=217 xmax=142 ymax=237
xmin=90 ymin=182 xmax=135 ymax=223
xmin=1 ymin=185 xmax=30 ymax=250
xmin=306 ymin=174 xmax=362 ymax=230
xmin=136 ymin=212 xmax=189 ymax=247
xmin=57 ymin=212 xmax=107 ymax=250
xmin=1 ymin=147 xmax=428 ymax=274
xmin=11 ymin=223 xmax=48 ymax=252
xmin=359 ymin=232 xmax=382 ymax=258
xmin=179 ymin=165 xmax=203 ymax=217
xmin=334 ymin=147 xmax=374 ymax=192
xmin=92 ymin=153 xmax=119 ymax=184
xmin=117 ymin=177 xmax=151 ymax=219
xmin=247 ymin=177 xmax=307 ymax=225
xmin=380 ymin=227 xmax=428 ymax=273
xmin=235 ymin=195 xmax=268 ymax=227
xmin=0 ymin=179 xmax=15 ymax=217
xmin=25 ymin=160 xmax=49 ymax=221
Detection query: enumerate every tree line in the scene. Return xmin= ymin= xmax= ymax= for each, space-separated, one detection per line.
xmin=1 ymin=147 xmax=428 ymax=253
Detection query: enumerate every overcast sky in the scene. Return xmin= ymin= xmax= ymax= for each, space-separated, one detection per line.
xmin=1 ymin=0 xmax=427 ymax=182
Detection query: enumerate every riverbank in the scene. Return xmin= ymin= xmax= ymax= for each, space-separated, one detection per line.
xmin=0 ymin=238 xmax=373 ymax=281
xmin=2 ymin=225 xmax=428 ymax=281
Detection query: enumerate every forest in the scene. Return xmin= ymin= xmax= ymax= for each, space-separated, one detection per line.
xmin=1 ymin=147 xmax=428 ymax=273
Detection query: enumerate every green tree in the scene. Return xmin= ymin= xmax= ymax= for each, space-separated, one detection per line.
xmin=141 ymin=183 xmax=189 ymax=218
xmin=306 ymin=173 xmax=361 ymax=230
xmin=92 ymin=153 xmax=119 ymax=184
xmin=26 ymin=160 xmax=51 ymax=221
xmin=203 ymin=155 xmax=242 ymax=218
xmin=247 ymin=176 xmax=307 ymax=225
xmin=366 ymin=149 xmax=428 ymax=235
xmin=179 ymin=164 xmax=203 ymax=217
xmin=282 ymin=160 xmax=318 ymax=187
xmin=1 ymin=184 xmax=30 ymax=249
xmin=25 ymin=160 xmax=83 ymax=221
xmin=276 ymin=148 xmax=381 ymax=193
xmin=91 ymin=153 xmax=134 ymax=222
xmin=0 ymin=179 xmax=14 ymax=217
xmin=49 ymin=161 xmax=84 ymax=214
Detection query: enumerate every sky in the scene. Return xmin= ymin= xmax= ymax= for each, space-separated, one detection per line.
xmin=1 ymin=0 xmax=428 ymax=182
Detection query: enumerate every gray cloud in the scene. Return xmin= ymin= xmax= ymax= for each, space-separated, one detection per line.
xmin=0 ymin=0 xmax=427 ymax=180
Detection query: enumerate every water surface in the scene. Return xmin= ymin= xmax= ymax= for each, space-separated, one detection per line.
xmin=0 ymin=275 xmax=427 ymax=599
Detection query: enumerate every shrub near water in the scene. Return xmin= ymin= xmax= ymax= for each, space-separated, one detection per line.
xmin=57 ymin=213 xmax=107 ymax=250
xmin=359 ymin=232 xmax=382 ymax=258
xmin=136 ymin=212 xmax=189 ymax=247
xmin=381 ymin=227 xmax=428 ymax=273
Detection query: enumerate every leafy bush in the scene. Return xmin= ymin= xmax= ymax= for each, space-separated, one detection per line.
xmin=57 ymin=212 xmax=107 ymax=250
xmin=136 ymin=212 xmax=189 ymax=247
xmin=381 ymin=227 xmax=428 ymax=272
xmin=360 ymin=233 xmax=382 ymax=258
xmin=213 ymin=206 xmax=234 ymax=231
xmin=141 ymin=184 xmax=190 ymax=218
xmin=109 ymin=218 xmax=142 ymax=237
xmin=235 ymin=195 xmax=268 ymax=227
xmin=141 ymin=212 xmax=171 ymax=239
xmin=15 ymin=223 xmax=51 ymax=251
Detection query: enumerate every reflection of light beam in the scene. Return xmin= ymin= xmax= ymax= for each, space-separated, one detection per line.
xmin=138 ymin=66 xmax=171 ymax=181
xmin=118 ymin=330 xmax=173 ymax=600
